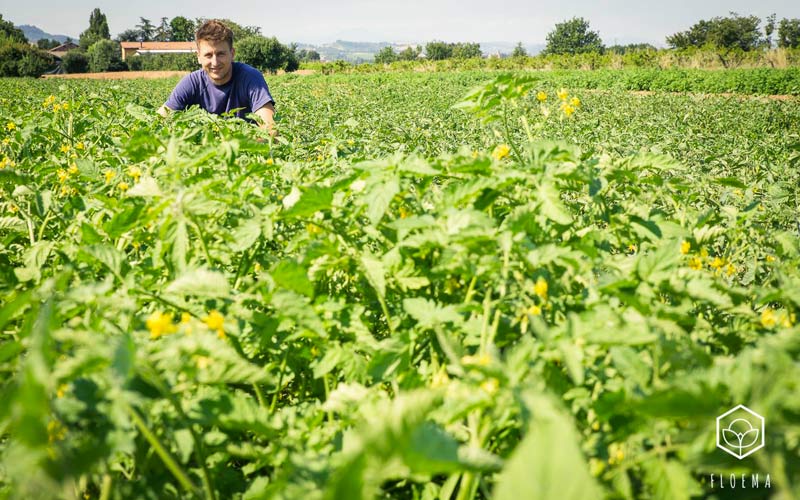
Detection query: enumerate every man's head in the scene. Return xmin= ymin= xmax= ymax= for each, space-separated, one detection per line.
xmin=195 ymin=20 xmax=235 ymax=86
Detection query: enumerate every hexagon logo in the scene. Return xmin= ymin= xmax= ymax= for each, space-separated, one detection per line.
xmin=716 ymin=405 xmax=765 ymax=459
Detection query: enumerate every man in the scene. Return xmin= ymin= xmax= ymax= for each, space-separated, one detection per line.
xmin=158 ymin=20 xmax=276 ymax=133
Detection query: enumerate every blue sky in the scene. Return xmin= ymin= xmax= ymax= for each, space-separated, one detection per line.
xmin=5 ymin=0 xmax=800 ymax=45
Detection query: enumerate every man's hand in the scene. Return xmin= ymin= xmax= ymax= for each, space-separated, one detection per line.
xmin=157 ymin=105 xmax=171 ymax=118
xmin=254 ymin=102 xmax=277 ymax=137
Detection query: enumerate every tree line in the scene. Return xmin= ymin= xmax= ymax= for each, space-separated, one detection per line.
xmin=2 ymin=10 xmax=800 ymax=76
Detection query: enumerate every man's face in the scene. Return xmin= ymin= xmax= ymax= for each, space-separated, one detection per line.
xmin=197 ymin=39 xmax=235 ymax=85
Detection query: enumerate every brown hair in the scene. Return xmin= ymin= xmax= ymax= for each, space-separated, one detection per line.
xmin=195 ymin=20 xmax=234 ymax=49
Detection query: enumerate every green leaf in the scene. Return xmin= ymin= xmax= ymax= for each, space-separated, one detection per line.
xmin=403 ymin=298 xmax=464 ymax=329
xmin=281 ymin=185 xmax=334 ymax=219
xmin=494 ymin=393 xmax=602 ymax=500
xmin=537 ymin=179 xmax=573 ymax=225
xmin=364 ymin=177 xmax=400 ymax=226
xmin=126 ymin=176 xmax=162 ymax=197
xmin=271 ymin=260 xmax=314 ymax=298
xmin=360 ymin=252 xmax=386 ymax=300
xmin=79 ymin=244 xmax=125 ymax=276
xmin=641 ymin=459 xmax=702 ymax=500
xmin=165 ymin=268 xmax=230 ymax=298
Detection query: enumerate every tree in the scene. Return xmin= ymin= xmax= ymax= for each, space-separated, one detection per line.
xmin=37 ymin=39 xmax=61 ymax=50
xmin=425 ymin=41 xmax=452 ymax=60
xmin=116 ymin=29 xmax=140 ymax=42
xmin=62 ymin=50 xmax=89 ymax=73
xmin=0 ymin=14 xmax=27 ymax=44
xmin=170 ymin=16 xmax=195 ymax=42
xmin=0 ymin=43 xmax=53 ymax=77
xmin=297 ymin=49 xmax=320 ymax=62
xmin=136 ymin=18 xmax=155 ymax=42
xmin=87 ymin=39 xmax=126 ymax=72
xmin=544 ymin=17 xmax=604 ymax=55
xmin=373 ymin=46 xmax=397 ymax=64
xmin=607 ymin=43 xmax=657 ymax=54
xmin=452 ymin=42 xmax=481 ymax=59
xmin=511 ymin=42 xmax=527 ymax=57
xmin=235 ymin=36 xmax=295 ymax=73
xmin=79 ymin=8 xmax=110 ymax=50
xmin=777 ymin=18 xmax=800 ymax=48
xmin=155 ymin=17 xmax=171 ymax=42
xmin=666 ymin=13 xmax=764 ymax=51
xmin=764 ymin=14 xmax=777 ymax=47
xmin=398 ymin=46 xmax=420 ymax=61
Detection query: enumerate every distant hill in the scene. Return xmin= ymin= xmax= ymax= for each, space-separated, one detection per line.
xmin=17 ymin=25 xmax=75 ymax=43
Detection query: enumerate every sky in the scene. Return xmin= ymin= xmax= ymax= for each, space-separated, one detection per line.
xmin=4 ymin=0 xmax=800 ymax=45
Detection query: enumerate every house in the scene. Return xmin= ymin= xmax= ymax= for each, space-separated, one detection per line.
xmin=48 ymin=42 xmax=80 ymax=60
xmin=120 ymin=41 xmax=196 ymax=61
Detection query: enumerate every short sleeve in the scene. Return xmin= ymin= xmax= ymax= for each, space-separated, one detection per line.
xmin=246 ymin=70 xmax=274 ymax=111
xmin=164 ymin=74 xmax=197 ymax=111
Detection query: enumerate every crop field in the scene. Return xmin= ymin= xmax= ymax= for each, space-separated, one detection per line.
xmin=1 ymin=69 xmax=800 ymax=499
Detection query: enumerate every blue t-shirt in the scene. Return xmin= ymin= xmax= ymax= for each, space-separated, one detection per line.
xmin=165 ymin=62 xmax=274 ymax=121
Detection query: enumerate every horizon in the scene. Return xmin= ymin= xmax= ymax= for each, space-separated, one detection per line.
xmin=5 ymin=0 xmax=800 ymax=47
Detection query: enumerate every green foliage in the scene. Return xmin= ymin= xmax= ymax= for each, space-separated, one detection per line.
xmin=115 ymin=29 xmax=140 ymax=42
xmin=62 ymin=50 xmax=89 ymax=74
xmin=235 ymin=36 xmax=297 ymax=73
xmin=0 ymin=43 xmax=53 ymax=77
xmin=196 ymin=18 xmax=261 ymax=44
xmin=36 ymin=39 xmax=60 ymax=50
xmin=511 ymin=42 xmax=527 ymax=58
xmin=373 ymin=46 xmax=397 ymax=64
xmin=79 ymin=8 xmax=110 ymax=50
xmin=127 ymin=53 xmax=197 ymax=71
xmin=451 ymin=42 xmax=481 ymax=59
xmin=135 ymin=17 xmax=156 ymax=42
xmin=87 ymin=39 xmax=126 ymax=72
xmin=544 ymin=17 xmax=604 ymax=55
xmin=778 ymin=18 xmax=800 ymax=49
xmin=297 ymin=48 xmax=321 ymax=62
xmin=425 ymin=40 xmax=453 ymax=60
xmin=667 ymin=12 xmax=766 ymax=51
xmin=0 ymin=69 xmax=799 ymax=499
xmin=169 ymin=16 xmax=196 ymax=42
xmin=0 ymin=14 xmax=27 ymax=44
xmin=397 ymin=46 xmax=420 ymax=61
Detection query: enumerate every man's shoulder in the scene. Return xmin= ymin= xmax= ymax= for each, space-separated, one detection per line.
xmin=234 ymin=62 xmax=266 ymax=81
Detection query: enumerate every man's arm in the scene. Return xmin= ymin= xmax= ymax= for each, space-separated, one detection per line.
xmin=254 ymin=102 xmax=276 ymax=136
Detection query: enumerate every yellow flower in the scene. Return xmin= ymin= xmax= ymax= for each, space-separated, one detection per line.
xmin=710 ymin=257 xmax=724 ymax=271
xmin=47 ymin=420 xmax=67 ymax=443
xmin=766 ymin=255 xmax=776 ymax=263
xmin=680 ymin=241 xmax=691 ymax=255
xmin=75 ymin=141 xmax=84 ymax=150
xmin=59 ymin=185 xmax=70 ymax=196
xmin=127 ymin=166 xmax=141 ymax=182
xmin=254 ymin=262 xmax=263 ymax=273
xmin=306 ymin=223 xmax=322 ymax=234
xmin=266 ymin=158 xmax=274 ymax=165
xmin=536 ymin=91 xmax=547 ymax=102
xmin=195 ymin=355 xmax=213 ymax=369
xmin=570 ymin=96 xmax=581 ymax=107
xmin=492 ymin=144 xmax=511 ymax=160
xmin=147 ymin=311 xmax=176 ymax=339
xmin=533 ymin=277 xmax=548 ymax=300
xmin=700 ymin=248 xmax=709 ymax=259
xmin=57 ymin=169 xmax=69 ymax=183
xmin=561 ymin=103 xmax=575 ymax=117
xmin=104 ymin=170 xmax=116 ymax=183
xmin=204 ymin=310 xmax=225 ymax=338
xmin=461 ymin=353 xmax=491 ymax=367
xmin=760 ymin=309 xmax=776 ymax=328
xmin=430 ymin=367 xmax=450 ymax=389
xmin=68 ymin=163 xmax=79 ymax=175
xmin=399 ymin=206 xmax=410 ymax=219
xmin=5 ymin=122 xmax=15 ymax=131
xmin=60 ymin=144 xmax=70 ymax=154
xmin=61 ymin=102 xmax=70 ymax=111
xmin=627 ymin=244 xmax=637 ymax=253
xmin=56 ymin=384 xmax=68 ymax=398
xmin=557 ymin=88 xmax=568 ymax=100
xmin=53 ymin=103 xmax=61 ymax=112
xmin=8 ymin=203 xmax=18 ymax=213
xmin=780 ymin=311 xmax=795 ymax=328
xmin=181 ymin=312 xmax=192 ymax=324
xmin=43 ymin=95 xmax=56 ymax=107
xmin=688 ymin=257 xmax=703 ymax=270
xmin=480 ymin=378 xmax=499 ymax=394
xmin=117 ymin=182 xmax=129 ymax=192
xmin=2 ymin=138 xmax=9 ymax=145
xmin=527 ymin=304 xmax=542 ymax=316
xmin=726 ymin=263 xmax=736 ymax=276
